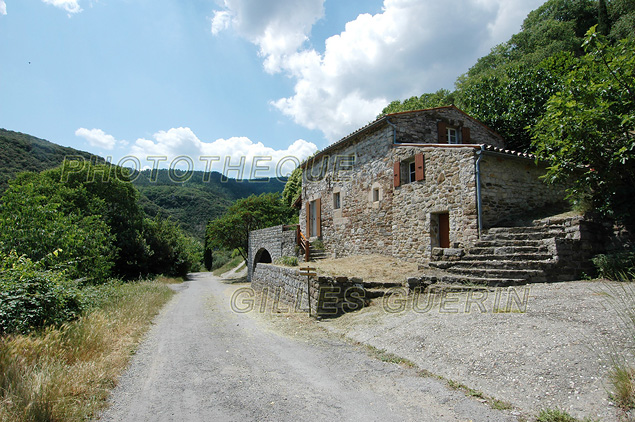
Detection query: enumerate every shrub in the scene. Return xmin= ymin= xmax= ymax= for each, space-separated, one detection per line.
xmin=592 ymin=248 xmax=635 ymax=281
xmin=0 ymin=253 xmax=85 ymax=335
xmin=274 ymin=256 xmax=299 ymax=267
xmin=209 ymin=250 xmax=232 ymax=271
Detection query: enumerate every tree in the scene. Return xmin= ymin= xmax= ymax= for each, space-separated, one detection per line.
xmin=0 ymin=172 xmax=115 ymax=282
xmin=142 ymin=216 xmax=203 ymax=277
xmin=459 ymin=53 xmax=576 ymax=151
xmin=206 ymin=193 xmax=295 ymax=262
xmin=282 ymin=166 xmax=302 ymax=208
xmin=599 ymin=0 xmax=612 ymax=35
xmin=378 ymin=89 xmax=455 ymax=116
xmin=608 ymin=0 xmax=635 ymax=40
xmin=43 ymin=162 xmax=147 ymax=278
xmin=531 ymin=27 xmax=635 ymax=224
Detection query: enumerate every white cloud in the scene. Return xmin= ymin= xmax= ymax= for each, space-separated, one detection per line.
xmin=42 ymin=0 xmax=82 ymax=14
xmin=75 ymin=128 xmax=118 ymax=150
xmin=129 ymin=127 xmax=318 ymax=178
xmin=211 ymin=0 xmax=324 ymax=73
xmin=0 ymin=1 xmax=6 ymax=16
xmin=213 ymin=0 xmax=545 ymax=141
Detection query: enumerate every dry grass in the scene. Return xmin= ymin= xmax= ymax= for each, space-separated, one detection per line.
xmin=310 ymin=254 xmax=420 ymax=284
xmin=0 ymin=281 xmax=174 ymax=422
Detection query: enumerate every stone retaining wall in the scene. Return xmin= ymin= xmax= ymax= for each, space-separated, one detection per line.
xmin=251 ymin=264 xmax=367 ymax=317
xmin=480 ymin=154 xmax=567 ymax=228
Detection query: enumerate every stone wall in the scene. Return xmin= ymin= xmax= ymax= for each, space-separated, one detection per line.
xmin=391 ymin=107 xmax=505 ymax=148
xmin=480 ymin=154 xmax=567 ymax=228
xmin=301 ymin=125 xmax=395 ymax=258
xmin=392 ymin=145 xmax=479 ymax=262
xmin=251 ymin=264 xmax=367 ymax=316
xmin=247 ymin=225 xmax=297 ymax=281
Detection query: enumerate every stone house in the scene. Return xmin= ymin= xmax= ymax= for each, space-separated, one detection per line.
xmin=299 ymin=106 xmax=565 ymax=265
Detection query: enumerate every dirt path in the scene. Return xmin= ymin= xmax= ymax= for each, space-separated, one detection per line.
xmin=97 ymin=272 xmax=515 ymax=422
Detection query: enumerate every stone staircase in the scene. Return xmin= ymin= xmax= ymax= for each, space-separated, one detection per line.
xmin=424 ymin=216 xmax=593 ymax=286
xmin=308 ymin=244 xmax=328 ymax=261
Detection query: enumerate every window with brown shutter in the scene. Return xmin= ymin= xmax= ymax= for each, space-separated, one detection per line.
xmin=393 ymin=161 xmax=401 ymax=187
xmin=462 ymin=127 xmax=471 ymax=143
xmin=438 ymin=121 xmax=447 ymax=143
xmin=415 ymin=153 xmax=425 ymax=181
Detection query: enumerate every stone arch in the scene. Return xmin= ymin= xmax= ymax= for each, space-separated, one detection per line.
xmin=253 ymin=247 xmax=273 ymax=273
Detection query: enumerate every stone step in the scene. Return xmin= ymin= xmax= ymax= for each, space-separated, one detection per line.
xmin=421 ymin=274 xmax=527 ymax=287
xmin=444 ymin=267 xmax=545 ymax=280
xmin=480 ymin=231 xmax=563 ymax=242
xmin=431 ymin=259 xmax=553 ymax=271
xmin=486 ymin=226 xmax=555 ymax=234
xmin=461 ymin=253 xmax=554 ymax=262
xmin=474 ymin=239 xmax=545 ymax=248
xmin=467 ymin=245 xmax=550 ymax=255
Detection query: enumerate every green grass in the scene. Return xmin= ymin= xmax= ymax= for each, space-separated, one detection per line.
xmin=363 ymin=344 xmax=417 ymax=368
xmin=213 ymin=256 xmax=245 ymax=276
xmin=0 ymin=279 xmax=174 ymax=422
xmin=361 ymin=343 xmax=517 ymax=412
xmin=535 ymin=408 xmax=598 ymax=422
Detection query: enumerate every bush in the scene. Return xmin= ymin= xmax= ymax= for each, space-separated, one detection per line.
xmin=0 ymin=253 xmax=85 ymax=335
xmin=592 ymin=248 xmax=635 ymax=281
xmin=211 ymin=250 xmax=233 ymax=271
xmin=142 ymin=216 xmax=203 ymax=278
xmin=274 ymin=256 xmax=299 ymax=267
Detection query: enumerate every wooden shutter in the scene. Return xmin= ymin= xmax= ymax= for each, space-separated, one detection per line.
xmin=306 ymin=201 xmax=311 ymax=237
xmin=393 ymin=161 xmax=401 ymax=187
xmin=438 ymin=121 xmax=447 ymax=143
xmin=462 ymin=127 xmax=471 ymax=143
xmin=415 ymin=153 xmax=425 ymax=181
xmin=315 ymin=198 xmax=321 ymax=237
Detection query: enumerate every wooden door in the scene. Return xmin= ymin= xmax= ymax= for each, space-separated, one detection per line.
xmin=438 ymin=212 xmax=450 ymax=248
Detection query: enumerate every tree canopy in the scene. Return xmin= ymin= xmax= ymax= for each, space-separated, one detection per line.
xmin=206 ymin=193 xmax=295 ymax=262
xmin=531 ymin=28 xmax=635 ymax=224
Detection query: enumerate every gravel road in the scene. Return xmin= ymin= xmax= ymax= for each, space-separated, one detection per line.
xmin=320 ymin=281 xmax=633 ymax=421
xmin=97 ymin=272 xmax=516 ymax=422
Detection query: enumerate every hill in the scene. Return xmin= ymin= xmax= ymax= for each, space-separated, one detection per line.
xmin=0 ymin=129 xmax=287 ymax=240
xmin=0 ymin=129 xmax=104 ymax=191
xmin=133 ymin=170 xmax=286 ymax=239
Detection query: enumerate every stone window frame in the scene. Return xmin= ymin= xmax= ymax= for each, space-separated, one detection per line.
xmin=332 ymin=188 xmax=342 ymax=212
xmin=369 ymin=182 xmax=383 ymax=209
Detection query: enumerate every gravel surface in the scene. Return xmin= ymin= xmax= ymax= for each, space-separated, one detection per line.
xmin=97 ymin=272 xmax=516 ymax=422
xmin=320 ymin=280 xmax=634 ymax=421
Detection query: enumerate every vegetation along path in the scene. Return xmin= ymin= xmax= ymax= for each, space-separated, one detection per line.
xmin=97 ymin=272 xmax=515 ymax=422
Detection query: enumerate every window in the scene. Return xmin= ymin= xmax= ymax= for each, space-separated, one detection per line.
xmin=447 ymin=128 xmax=458 ymax=144
xmin=409 ymin=161 xmax=416 ymax=183
xmin=394 ymin=153 xmax=425 ymax=187
xmin=333 ymin=191 xmax=341 ymax=210
xmin=373 ymin=188 xmax=380 ymax=202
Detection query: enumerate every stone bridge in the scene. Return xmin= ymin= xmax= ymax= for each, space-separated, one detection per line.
xmin=247 ymin=225 xmax=298 ymax=281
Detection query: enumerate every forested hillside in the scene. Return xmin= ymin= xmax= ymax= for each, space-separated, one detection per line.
xmin=134 ymin=170 xmax=285 ymax=239
xmin=0 ymin=129 xmax=104 ymax=191
xmin=0 ymin=129 xmax=286 ymax=239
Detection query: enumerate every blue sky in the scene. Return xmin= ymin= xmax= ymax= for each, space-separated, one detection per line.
xmin=0 ymin=0 xmax=545 ymax=176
